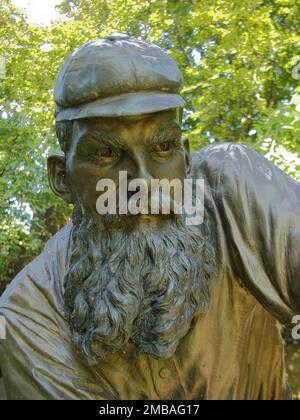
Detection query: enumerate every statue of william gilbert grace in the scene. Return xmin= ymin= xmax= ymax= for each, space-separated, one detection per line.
xmin=0 ymin=33 xmax=300 ymax=400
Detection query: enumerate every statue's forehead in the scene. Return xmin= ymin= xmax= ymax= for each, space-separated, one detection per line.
xmin=75 ymin=110 xmax=178 ymax=133
xmin=71 ymin=113 xmax=181 ymax=149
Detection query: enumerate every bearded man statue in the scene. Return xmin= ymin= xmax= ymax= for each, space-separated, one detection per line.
xmin=0 ymin=33 xmax=300 ymax=400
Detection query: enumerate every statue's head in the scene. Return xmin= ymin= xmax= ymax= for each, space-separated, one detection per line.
xmin=48 ymin=33 xmax=191 ymax=226
xmin=48 ymin=34 xmax=215 ymax=361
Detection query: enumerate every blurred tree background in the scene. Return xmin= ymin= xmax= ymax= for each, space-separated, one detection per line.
xmin=0 ymin=0 xmax=300 ymax=397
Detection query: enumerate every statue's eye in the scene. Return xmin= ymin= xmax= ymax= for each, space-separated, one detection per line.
xmin=152 ymin=141 xmax=175 ymax=153
xmin=158 ymin=142 xmax=171 ymax=152
xmin=98 ymin=147 xmax=113 ymax=158
xmin=89 ymin=146 xmax=118 ymax=163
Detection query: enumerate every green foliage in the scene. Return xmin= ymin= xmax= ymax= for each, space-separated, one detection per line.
xmin=0 ymin=0 xmax=70 ymax=288
xmin=0 ymin=0 xmax=299 ymax=289
xmin=254 ymin=105 xmax=300 ymax=180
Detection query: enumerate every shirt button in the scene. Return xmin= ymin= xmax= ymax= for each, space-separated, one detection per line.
xmin=159 ymin=368 xmax=172 ymax=379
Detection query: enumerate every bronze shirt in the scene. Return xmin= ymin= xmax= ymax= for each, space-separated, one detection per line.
xmin=0 ymin=143 xmax=299 ymax=400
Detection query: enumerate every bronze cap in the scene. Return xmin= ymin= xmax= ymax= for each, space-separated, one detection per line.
xmin=54 ymin=33 xmax=185 ymax=122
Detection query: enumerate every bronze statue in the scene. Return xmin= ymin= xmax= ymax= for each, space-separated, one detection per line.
xmin=0 ymin=33 xmax=299 ymax=400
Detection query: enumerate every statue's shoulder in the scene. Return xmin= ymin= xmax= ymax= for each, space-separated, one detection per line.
xmin=0 ymin=223 xmax=73 ymax=315
xmin=191 ymin=142 xmax=236 ymax=192
xmin=191 ymin=142 xmax=274 ymax=194
xmin=192 ymin=141 xmax=299 ymax=192
xmin=191 ymin=142 xmax=256 ymax=178
xmin=0 ymin=223 xmax=96 ymax=400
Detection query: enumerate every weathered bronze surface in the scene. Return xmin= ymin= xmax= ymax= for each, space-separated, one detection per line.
xmin=0 ymin=34 xmax=300 ymax=400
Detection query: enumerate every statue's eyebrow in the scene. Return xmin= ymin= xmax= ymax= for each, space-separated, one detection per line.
xmin=147 ymin=122 xmax=182 ymax=146
xmin=77 ymin=129 xmax=124 ymax=149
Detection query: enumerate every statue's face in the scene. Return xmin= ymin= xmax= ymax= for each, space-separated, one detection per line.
xmin=64 ymin=110 xmax=191 ymax=225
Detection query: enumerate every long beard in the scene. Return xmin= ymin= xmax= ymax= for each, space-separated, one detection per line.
xmin=64 ymin=205 xmax=216 ymax=360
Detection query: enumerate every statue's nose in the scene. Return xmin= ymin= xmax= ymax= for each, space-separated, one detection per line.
xmin=136 ymin=165 xmax=154 ymax=182
xmin=127 ymin=151 xmax=154 ymax=182
xmin=127 ymin=167 xmax=153 ymax=199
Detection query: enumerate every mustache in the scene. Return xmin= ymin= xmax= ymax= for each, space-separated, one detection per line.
xmin=102 ymin=186 xmax=179 ymax=214
xmin=100 ymin=187 xmax=180 ymax=229
xmin=93 ymin=176 xmax=205 ymax=229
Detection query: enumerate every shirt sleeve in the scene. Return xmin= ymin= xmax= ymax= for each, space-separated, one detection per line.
xmin=215 ymin=143 xmax=300 ymax=324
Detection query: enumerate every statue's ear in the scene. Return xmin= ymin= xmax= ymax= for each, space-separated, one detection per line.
xmin=182 ymin=137 xmax=192 ymax=176
xmin=47 ymin=155 xmax=73 ymax=203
